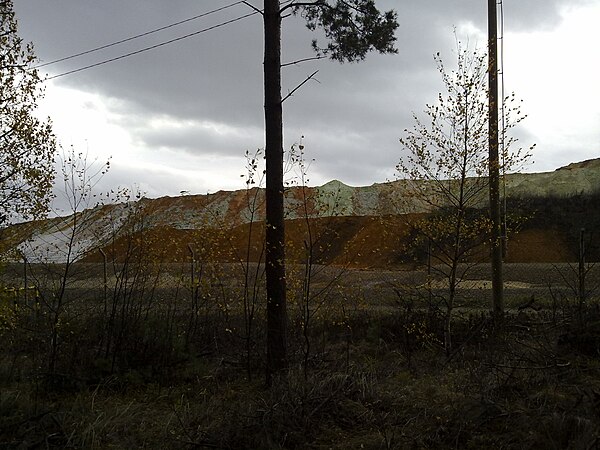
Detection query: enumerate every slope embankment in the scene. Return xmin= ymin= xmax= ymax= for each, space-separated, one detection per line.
xmin=4 ymin=158 xmax=600 ymax=266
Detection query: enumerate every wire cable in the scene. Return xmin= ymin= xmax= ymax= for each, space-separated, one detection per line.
xmin=34 ymin=1 xmax=244 ymax=69
xmin=45 ymin=9 xmax=260 ymax=80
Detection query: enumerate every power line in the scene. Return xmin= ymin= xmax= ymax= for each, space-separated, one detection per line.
xmin=42 ymin=0 xmax=296 ymax=80
xmin=45 ymin=9 xmax=260 ymax=80
xmin=35 ymin=1 xmax=245 ymax=69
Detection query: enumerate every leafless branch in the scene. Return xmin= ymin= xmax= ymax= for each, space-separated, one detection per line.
xmin=281 ymin=55 xmax=326 ymax=67
xmin=242 ymin=1 xmax=263 ymax=15
xmin=281 ymin=70 xmax=319 ymax=103
xmin=280 ymin=1 xmax=323 ymax=14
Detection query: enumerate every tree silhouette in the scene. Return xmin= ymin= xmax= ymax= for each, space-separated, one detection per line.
xmin=0 ymin=0 xmax=56 ymax=226
xmin=262 ymin=0 xmax=398 ymax=384
xmin=397 ymin=45 xmax=531 ymax=354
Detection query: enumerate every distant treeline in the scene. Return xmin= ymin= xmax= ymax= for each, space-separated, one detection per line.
xmin=508 ymin=190 xmax=600 ymax=260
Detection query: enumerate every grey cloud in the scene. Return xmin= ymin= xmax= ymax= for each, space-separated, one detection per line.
xmin=133 ymin=118 xmax=264 ymax=158
xmin=13 ymin=0 xmax=596 ymax=193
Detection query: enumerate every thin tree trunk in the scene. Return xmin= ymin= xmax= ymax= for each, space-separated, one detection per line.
xmin=264 ymin=0 xmax=287 ymax=385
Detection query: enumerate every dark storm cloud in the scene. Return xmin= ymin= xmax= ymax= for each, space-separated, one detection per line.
xmin=132 ymin=118 xmax=264 ymax=157
xmin=13 ymin=0 xmax=594 ymax=189
xmin=18 ymin=1 xmax=265 ymax=125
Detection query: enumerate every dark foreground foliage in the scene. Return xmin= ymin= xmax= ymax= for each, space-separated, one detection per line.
xmin=2 ymin=295 xmax=600 ymax=449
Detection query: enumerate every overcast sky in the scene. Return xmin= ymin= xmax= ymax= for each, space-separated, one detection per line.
xmin=13 ymin=0 xmax=600 ymax=201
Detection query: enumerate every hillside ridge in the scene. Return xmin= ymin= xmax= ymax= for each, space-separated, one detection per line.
xmin=3 ymin=158 xmax=599 ymax=263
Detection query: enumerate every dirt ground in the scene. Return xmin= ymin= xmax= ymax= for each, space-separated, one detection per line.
xmin=77 ymin=214 xmax=587 ymax=267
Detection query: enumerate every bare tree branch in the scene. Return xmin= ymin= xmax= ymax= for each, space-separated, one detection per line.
xmin=281 ymin=55 xmax=326 ymax=67
xmin=242 ymin=1 xmax=263 ymax=15
xmin=281 ymin=70 xmax=319 ymax=103
xmin=280 ymin=0 xmax=323 ymax=14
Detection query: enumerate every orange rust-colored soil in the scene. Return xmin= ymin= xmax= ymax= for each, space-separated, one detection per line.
xmin=80 ymin=214 xmax=579 ymax=268
xmin=505 ymin=228 xmax=574 ymax=263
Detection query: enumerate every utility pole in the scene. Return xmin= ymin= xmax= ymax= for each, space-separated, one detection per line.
xmin=488 ymin=0 xmax=504 ymax=318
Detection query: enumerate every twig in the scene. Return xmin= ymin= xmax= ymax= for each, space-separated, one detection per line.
xmin=280 ymin=1 xmax=323 ymax=14
xmin=172 ymin=437 xmax=221 ymax=448
xmin=483 ymin=361 xmax=571 ymax=371
xmin=281 ymin=55 xmax=326 ymax=67
xmin=241 ymin=1 xmax=263 ymax=15
xmin=281 ymin=70 xmax=319 ymax=103
xmin=445 ymin=315 xmax=492 ymax=364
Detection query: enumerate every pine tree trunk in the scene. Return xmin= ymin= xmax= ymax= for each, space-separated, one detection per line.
xmin=264 ymin=0 xmax=287 ymax=385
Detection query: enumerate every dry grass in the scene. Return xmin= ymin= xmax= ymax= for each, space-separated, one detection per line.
xmin=2 ymin=303 xmax=600 ymax=448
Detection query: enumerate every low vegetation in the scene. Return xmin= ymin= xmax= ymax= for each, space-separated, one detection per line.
xmin=1 ymin=256 xmax=600 ymax=448
xmin=1 ymin=169 xmax=599 ymax=448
